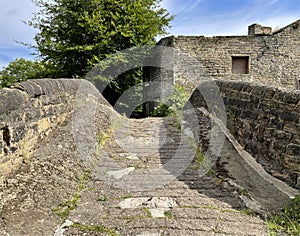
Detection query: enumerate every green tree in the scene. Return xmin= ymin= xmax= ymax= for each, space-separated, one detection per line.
xmin=0 ymin=58 xmax=52 ymax=88
xmin=28 ymin=0 xmax=173 ymax=78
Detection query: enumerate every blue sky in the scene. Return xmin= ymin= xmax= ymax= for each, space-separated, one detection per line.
xmin=162 ymin=0 xmax=299 ymax=36
xmin=0 ymin=0 xmax=299 ymax=69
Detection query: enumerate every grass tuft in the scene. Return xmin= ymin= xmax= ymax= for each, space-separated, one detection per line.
xmin=53 ymin=170 xmax=91 ymax=221
xmin=267 ymin=195 xmax=300 ymax=235
xmin=72 ymin=222 xmax=119 ymax=236
xmin=191 ymin=147 xmax=210 ymax=170
xmin=143 ymin=208 xmax=152 ymax=218
xmin=52 ymin=193 xmax=81 ymax=221
xmin=164 ymin=210 xmax=173 ymax=219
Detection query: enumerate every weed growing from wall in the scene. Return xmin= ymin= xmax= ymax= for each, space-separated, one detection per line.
xmin=97 ymin=129 xmax=113 ymax=148
xmin=191 ymin=147 xmax=210 ymax=170
xmin=97 ymin=114 xmax=127 ymax=148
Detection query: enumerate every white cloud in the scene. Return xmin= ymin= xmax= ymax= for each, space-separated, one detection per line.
xmin=0 ymin=0 xmax=38 ymax=67
xmin=168 ymin=13 xmax=299 ymax=38
xmin=161 ymin=0 xmax=204 ymax=15
xmin=163 ymin=0 xmax=299 ymax=37
xmin=189 ymin=0 xmax=204 ymax=11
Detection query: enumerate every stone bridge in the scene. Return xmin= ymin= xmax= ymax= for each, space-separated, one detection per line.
xmin=0 ymin=79 xmax=299 ymax=235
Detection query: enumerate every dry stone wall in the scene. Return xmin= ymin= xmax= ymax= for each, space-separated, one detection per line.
xmin=190 ymin=80 xmax=300 ymax=188
xmin=0 ymin=79 xmax=97 ymax=182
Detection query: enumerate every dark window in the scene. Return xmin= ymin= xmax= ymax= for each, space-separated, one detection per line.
xmin=232 ymin=56 xmax=249 ymax=74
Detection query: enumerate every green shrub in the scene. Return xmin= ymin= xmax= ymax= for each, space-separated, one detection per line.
xmin=150 ymin=84 xmax=188 ymax=117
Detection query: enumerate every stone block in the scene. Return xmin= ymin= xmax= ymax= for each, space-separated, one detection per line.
xmin=262 ymin=87 xmax=278 ymax=99
xmin=296 ymin=176 xmax=300 ymax=189
xmin=273 ymin=130 xmax=293 ymax=141
xmin=292 ymin=133 xmax=300 ymax=145
xmin=283 ymin=91 xmax=300 ymax=104
xmin=241 ymin=110 xmax=259 ymax=120
xmin=251 ymin=86 xmax=267 ymax=96
xmin=0 ymin=130 xmax=3 ymax=157
xmin=286 ymin=144 xmax=300 ymax=156
xmin=283 ymin=123 xmax=300 ymax=134
xmin=280 ymin=111 xmax=299 ymax=122
xmin=12 ymin=125 xmax=26 ymax=143
xmin=0 ymin=89 xmax=27 ymax=115
xmin=42 ymin=105 xmax=55 ymax=116
xmin=273 ymin=91 xmax=287 ymax=102
xmin=277 ymin=102 xmax=295 ymax=112
xmin=249 ymin=95 xmax=260 ymax=107
xmin=23 ymin=108 xmax=41 ymax=122
xmin=241 ymin=83 xmax=255 ymax=93
xmin=225 ymin=97 xmax=251 ymax=108
xmin=283 ymin=154 xmax=300 ymax=172
xmin=38 ymin=118 xmax=51 ymax=133
xmin=12 ymin=80 xmax=43 ymax=98
xmin=258 ymin=98 xmax=276 ymax=107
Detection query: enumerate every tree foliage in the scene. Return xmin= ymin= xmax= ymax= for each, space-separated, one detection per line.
xmin=0 ymin=58 xmax=51 ymax=88
xmin=29 ymin=0 xmax=174 ymax=78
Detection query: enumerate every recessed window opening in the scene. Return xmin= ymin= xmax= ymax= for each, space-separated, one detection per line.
xmin=232 ymin=56 xmax=249 ymax=74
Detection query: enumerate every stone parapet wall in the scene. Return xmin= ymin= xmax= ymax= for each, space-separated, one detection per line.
xmin=190 ymin=80 xmax=300 ymax=188
xmin=0 ymin=79 xmax=94 ymax=181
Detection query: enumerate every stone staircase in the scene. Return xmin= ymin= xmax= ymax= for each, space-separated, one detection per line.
xmin=62 ymin=115 xmax=269 ymax=235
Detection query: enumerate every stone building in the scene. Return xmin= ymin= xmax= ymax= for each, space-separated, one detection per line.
xmin=143 ymin=19 xmax=300 ymax=114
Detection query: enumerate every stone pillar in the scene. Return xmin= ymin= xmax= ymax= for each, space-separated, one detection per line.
xmin=248 ymin=24 xmax=272 ymax=36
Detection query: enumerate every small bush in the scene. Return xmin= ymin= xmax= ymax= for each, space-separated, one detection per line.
xmin=150 ymin=84 xmax=188 ymax=117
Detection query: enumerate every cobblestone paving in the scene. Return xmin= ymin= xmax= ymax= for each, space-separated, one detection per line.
xmin=0 ymin=114 xmax=269 ymax=236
